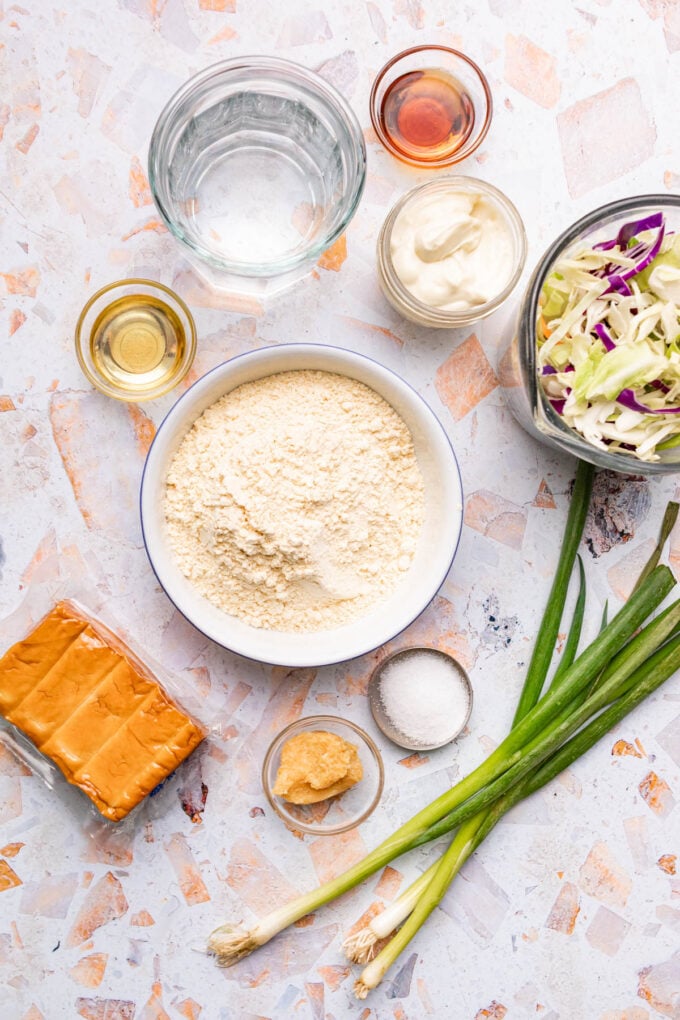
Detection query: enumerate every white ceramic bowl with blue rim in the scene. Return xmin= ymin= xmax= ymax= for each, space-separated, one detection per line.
xmin=140 ymin=343 xmax=463 ymax=667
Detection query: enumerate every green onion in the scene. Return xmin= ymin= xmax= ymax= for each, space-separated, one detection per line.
xmin=512 ymin=461 xmax=594 ymax=722
xmin=355 ymin=621 xmax=680 ymax=997
xmin=551 ymin=554 xmax=586 ymax=686
xmin=635 ymin=501 xmax=679 ymax=592
xmin=207 ymin=482 xmax=679 ymax=983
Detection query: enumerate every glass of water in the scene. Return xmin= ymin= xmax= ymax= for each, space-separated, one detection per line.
xmin=148 ymin=57 xmax=366 ymax=296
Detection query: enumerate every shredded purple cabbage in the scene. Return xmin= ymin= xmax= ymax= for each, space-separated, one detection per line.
xmin=617 ymin=212 xmax=664 ymax=247
xmin=594 ymin=322 xmax=616 ymax=351
xmin=590 ymin=213 xmax=666 ymax=295
xmin=616 ymin=388 xmax=680 ymax=414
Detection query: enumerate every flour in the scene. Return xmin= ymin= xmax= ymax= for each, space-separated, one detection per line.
xmin=163 ymin=370 xmax=425 ymax=632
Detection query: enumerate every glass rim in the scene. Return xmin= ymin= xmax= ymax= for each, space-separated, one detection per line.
xmin=369 ymin=44 xmax=493 ymax=168
xmin=261 ymin=714 xmax=385 ymax=835
xmin=74 ymin=277 xmax=197 ymax=402
xmin=148 ymin=55 xmax=367 ymax=278
xmin=377 ymin=175 xmax=527 ymax=326
xmin=520 ymin=193 xmax=680 ymax=474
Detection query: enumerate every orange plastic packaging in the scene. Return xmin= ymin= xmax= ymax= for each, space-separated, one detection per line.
xmin=0 ymin=599 xmax=206 ymax=822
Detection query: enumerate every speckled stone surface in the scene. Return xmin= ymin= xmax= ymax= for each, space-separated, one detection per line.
xmin=2 ymin=2 xmax=680 ymax=1018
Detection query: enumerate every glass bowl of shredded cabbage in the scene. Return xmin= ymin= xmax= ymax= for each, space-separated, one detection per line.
xmin=499 ymin=194 xmax=680 ymax=473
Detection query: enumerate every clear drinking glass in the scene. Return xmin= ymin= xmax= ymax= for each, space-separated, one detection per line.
xmin=148 ymin=57 xmax=366 ymax=296
xmin=498 ymin=194 xmax=680 ymax=475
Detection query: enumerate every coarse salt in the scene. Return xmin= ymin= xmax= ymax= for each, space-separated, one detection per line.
xmin=378 ymin=649 xmax=471 ymax=748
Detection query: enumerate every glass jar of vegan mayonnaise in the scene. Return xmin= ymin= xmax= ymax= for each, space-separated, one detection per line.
xmin=377 ymin=176 xmax=527 ymax=328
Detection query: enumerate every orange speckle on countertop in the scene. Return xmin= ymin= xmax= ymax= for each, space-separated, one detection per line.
xmin=15 ymin=122 xmax=39 ymax=154
xmin=294 ymin=913 xmax=316 ymax=928
xmin=639 ymin=771 xmax=675 ymax=816
xmin=245 ymin=967 xmax=271 ymax=989
xmin=122 ymin=218 xmax=167 ymax=241
xmin=208 ymin=25 xmax=238 ymax=44
xmin=309 ymin=827 xmax=366 ymax=884
xmin=1 ymin=266 xmax=40 ymax=296
xmin=0 ymin=859 xmax=22 ymax=892
xmin=141 ymin=980 xmax=171 ymax=1019
xmin=465 ymin=490 xmax=527 ymax=551
xmin=474 ymin=1002 xmax=508 ymax=1020
xmin=0 ymin=396 xmax=16 ymax=411
xmin=340 ymin=316 xmax=404 ymax=347
xmin=66 ymin=872 xmax=128 ymax=946
xmin=0 ymin=842 xmax=24 ymax=857
xmin=375 ymin=865 xmax=403 ymax=901
xmin=343 ymin=900 xmax=384 ymax=941
xmin=75 ymin=999 xmax=136 ymax=1019
xmin=657 ymin=854 xmax=677 ymax=875
xmin=9 ymin=309 xmax=26 ymax=335
xmin=174 ymin=1000 xmax=202 ymax=1020
xmin=637 ymin=952 xmax=680 ymax=1017
xmin=0 ymin=104 xmax=10 ymax=141
xmin=612 ymin=739 xmax=644 ymax=758
xmin=224 ymin=836 xmax=299 ymax=914
xmin=130 ymin=909 xmax=155 ymax=926
xmin=199 ymin=0 xmax=236 ymax=9
xmin=398 ymin=752 xmax=429 ymax=768
xmin=557 ymin=79 xmax=655 ymax=200
xmin=579 ymin=842 xmax=632 ymax=908
xmin=504 ymin=34 xmax=560 ymax=108
xmin=19 ymin=1008 xmax=44 ymax=1020
xmin=435 ymin=334 xmax=498 ymax=422
xmin=545 ymin=881 xmax=580 ymax=934
xmin=164 ymin=833 xmax=210 ymax=906
xmin=69 ymin=952 xmax=108 ymax=988
xmin=306 ymin=983 xmax=325 ymax=1015
xmin=126 ymin=403 xmax=156 ymax=457
xmin=533 ymin=479 xmax=556 ymax=509
xmin=317 ymin=964 xmax=351 ymax=990
xmin=128 ymin=156 xmax=152 ymax=207
xmin=317 ymin=234 xmax=347 ymax=272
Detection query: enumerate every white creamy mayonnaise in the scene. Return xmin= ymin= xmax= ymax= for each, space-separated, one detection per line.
xmin=390 ymin=188 xmax=515 ymax=311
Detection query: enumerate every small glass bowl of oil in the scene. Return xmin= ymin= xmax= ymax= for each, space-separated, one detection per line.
xmin=75 ymin=279 xmax=197 ymax=402
xmin=370 ymin=45 xmax=493 ymax=168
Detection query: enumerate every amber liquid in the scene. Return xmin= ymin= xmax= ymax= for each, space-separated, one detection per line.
xmin=379 ymin=69 xmax=475 ymax=163
xmin=90 ymin=294 xmax=187 ymax=394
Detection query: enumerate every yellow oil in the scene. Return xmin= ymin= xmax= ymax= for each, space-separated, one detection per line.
xmin=89 ymin=293 xmax=187 ymax=393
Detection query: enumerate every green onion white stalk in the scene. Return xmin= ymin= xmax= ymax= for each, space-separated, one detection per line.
xmin=353 ymin=495 xmax=680 ymax=995
xmin=209 ymin=567 xmax=672 ymax=965
xmin=208 ymin=471 xmax=680 ymax=992
xmin=355 ymin=623 xmax=680 ymax=995
xmin=352 ymin=482 xmax=592 ymax=979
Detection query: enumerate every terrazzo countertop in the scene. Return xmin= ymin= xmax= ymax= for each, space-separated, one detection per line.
xmin=2 ymin=1 xmax=680 ymax=1018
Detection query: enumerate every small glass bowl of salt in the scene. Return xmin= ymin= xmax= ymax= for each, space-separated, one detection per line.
xmin=368 ymin=646 xmax=473 ymax=751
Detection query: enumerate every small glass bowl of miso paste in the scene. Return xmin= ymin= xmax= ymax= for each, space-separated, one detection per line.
xmin=75 ymin=279 xmax=197 ymax=401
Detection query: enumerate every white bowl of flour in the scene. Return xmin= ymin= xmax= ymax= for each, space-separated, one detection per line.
xmin=140 ymin=344 xmax=463 ymax=667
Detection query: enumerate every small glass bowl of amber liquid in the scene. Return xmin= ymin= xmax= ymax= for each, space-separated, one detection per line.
xmin=370 ymin=45 xmax=493 ymax=168
xmin=75 ymin=279 xmax=197 ymax=402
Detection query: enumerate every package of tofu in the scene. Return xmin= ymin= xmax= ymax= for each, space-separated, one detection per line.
xmin=0 ymin=596 xmax=208 ymax=824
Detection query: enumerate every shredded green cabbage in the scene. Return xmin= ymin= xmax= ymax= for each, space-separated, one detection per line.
xmin=538 ymin=217 xmax=680 ymax=462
